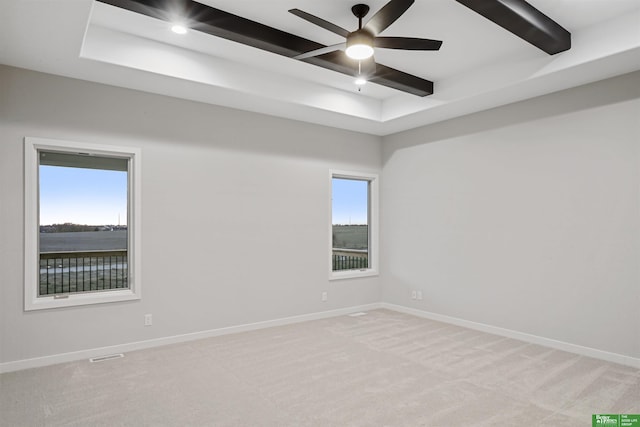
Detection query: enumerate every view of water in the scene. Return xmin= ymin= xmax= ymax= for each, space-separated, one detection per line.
xmin=39 ymin=230 xmax=128 ymax=252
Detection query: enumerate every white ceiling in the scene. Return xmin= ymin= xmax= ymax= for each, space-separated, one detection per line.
xmin=1 ymin=0 xmax=639 ymax=135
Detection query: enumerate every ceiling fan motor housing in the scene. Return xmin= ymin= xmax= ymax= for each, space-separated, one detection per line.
xmin=347 ymin=29 xmax=374 ymax=51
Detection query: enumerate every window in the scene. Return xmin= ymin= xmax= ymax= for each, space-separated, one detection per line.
xmin=24 ymin=137 xmax=141 ymax=310
xmin=330 ymin=170 xmax=378 ymax=280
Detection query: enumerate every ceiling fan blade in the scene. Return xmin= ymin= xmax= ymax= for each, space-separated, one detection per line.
xmin=293 ymin=43 xmax=346 ymax=60
xmin=364 ymin=0 xmax=414 ymax=36
xmin=289 ymin=9 xmax=350 ymax=38
xmin=374 ymin=37 xmax=442 ymax=50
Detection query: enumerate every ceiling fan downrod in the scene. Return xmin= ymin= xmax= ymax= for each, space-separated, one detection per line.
xmin=351 ymin=4 xmax=370 ymax=29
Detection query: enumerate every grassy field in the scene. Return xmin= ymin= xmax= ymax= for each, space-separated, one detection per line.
xmin=39 ymin=230 xmax=127 ymax=252
xmin=333 ymin=225 xmax=368 ymax=249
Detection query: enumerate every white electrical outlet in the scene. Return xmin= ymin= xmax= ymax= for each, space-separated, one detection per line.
xmin=322 ymin=291 xmax=328 ymax=302
xmin=411 ymin=290 xmax=417 ymax=300
xmin=417 ymin=291 xmax=423 ymax=300
xmin=144 ymin=314 xmax=152 ymax=326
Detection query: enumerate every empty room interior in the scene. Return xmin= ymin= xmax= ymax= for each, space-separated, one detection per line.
xmin=1 ymin=0 xmax=639 ymax=425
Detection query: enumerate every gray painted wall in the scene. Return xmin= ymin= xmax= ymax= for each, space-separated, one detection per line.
xmin=1 ymin=65 xmax=638 ymax=366
xmin=381 ymin=72 xmax=640 ymax=358
xmin=0 ymin=66 xmax=381 ymax=364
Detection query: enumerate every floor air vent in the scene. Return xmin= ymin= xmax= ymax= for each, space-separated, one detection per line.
xmin=89 ymin=353 xmax=124 ymax=363
xmin=348 ymin=312 xmax=367 ymax=317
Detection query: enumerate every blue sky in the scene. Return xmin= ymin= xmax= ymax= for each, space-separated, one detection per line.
xmin=332 ymin=178 xmax=368 ymax=225
xmin=39 ymin=166 xmax=128 ymax=226
xmin=39 ymin=168 xmax=366 ymax=226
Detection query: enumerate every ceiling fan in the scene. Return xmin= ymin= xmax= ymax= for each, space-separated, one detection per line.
xmin=289 ymin=0 xmax=442 ymax=77
xmin=98 ymin=0 xmax=571 ymax=97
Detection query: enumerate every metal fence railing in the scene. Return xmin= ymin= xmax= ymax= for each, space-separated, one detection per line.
xmin=39 ymin=250 xmax=128 ymax=296
xmin=332 ymin=249 xmax=368 ymax=271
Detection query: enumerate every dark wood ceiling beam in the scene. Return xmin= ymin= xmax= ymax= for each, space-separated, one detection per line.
xmin=455 ymin=0 xmax=570 ymax=55
xmin=97 ymin=0 xmax=434 ymax=96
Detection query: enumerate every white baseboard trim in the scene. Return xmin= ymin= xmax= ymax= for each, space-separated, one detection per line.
xmin=0 ymin=303 xmax=383 ymax=373
xmin=3 ymin=302 xmax=638 ymax=372
xmin=381 ymin=303 xmax=640 ymax=369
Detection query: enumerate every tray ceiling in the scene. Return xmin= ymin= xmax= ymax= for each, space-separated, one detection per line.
xmin=1 ymin=0 xmax=639 ymax=135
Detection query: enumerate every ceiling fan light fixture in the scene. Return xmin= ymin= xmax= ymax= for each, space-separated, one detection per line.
xmin=346 ymin=44 xmax=374 ymax=60
xmin=355 ymin=77 xmax=367 ymax=86
xmin=171 ymin=24 xmax=188 ymax=34
xmin=346 ymin=30 xmax=374 ymax=60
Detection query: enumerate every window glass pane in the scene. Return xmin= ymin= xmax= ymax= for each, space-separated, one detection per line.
xmin=332 ymin=177 xmax=369 ymax=271
xmin=38 ymin=152 xmax=128 ymax=296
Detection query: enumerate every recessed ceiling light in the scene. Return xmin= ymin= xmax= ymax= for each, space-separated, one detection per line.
xmin=171 ymin=25 xmax=187 ymax=35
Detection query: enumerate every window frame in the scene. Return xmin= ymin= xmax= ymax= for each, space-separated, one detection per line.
xmin=24 ymin=137 xmax=142 ymax=311
xmin=329 ymin=170 xmax=379 ymax=281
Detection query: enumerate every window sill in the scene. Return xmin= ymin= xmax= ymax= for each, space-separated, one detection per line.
xmin=329 ymin=269 xmax=379 ymax=281
xmin=25 ymin=289 xmax=140 ymax=311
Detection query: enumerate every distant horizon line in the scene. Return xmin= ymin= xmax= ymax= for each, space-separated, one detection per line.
xmin=40 ymin=223 xmax=128 ymax=227
xmin=43 ymin=222 xmax=366 ymax=227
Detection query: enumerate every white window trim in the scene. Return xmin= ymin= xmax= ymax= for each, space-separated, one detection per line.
xmin=329 ymin=170 xmax=379 ymax=281
xmin=24 ymin=137 xmax=142 ymax=311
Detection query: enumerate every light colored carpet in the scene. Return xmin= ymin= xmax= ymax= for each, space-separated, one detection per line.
xmin=1 ymin=309 xmax=638 ymax=426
